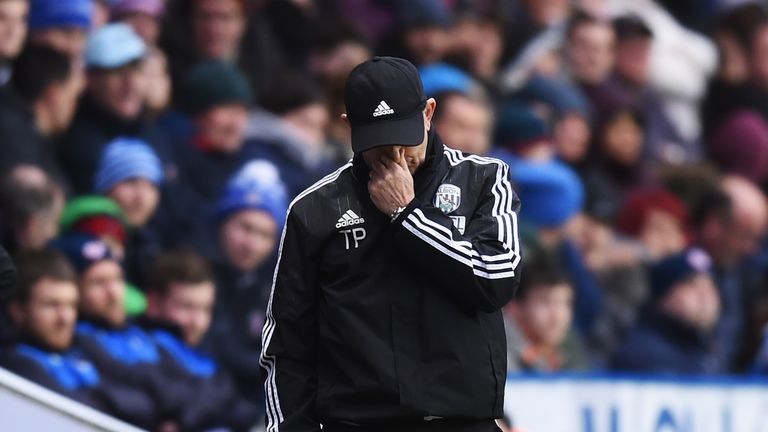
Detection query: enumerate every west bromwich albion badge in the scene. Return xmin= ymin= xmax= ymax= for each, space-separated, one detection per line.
xmin=434 ymin=184 xmax=461 ymax=214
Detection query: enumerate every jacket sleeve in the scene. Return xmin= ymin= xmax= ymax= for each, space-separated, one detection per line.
xmin=260 ymin=208 xmax=320 ymax=432
xmin=392 ymin=160 xmax=522 ymax=313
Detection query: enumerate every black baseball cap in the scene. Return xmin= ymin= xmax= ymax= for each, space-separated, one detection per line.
xmin=344 ymin=56 xmax=427 ymax=153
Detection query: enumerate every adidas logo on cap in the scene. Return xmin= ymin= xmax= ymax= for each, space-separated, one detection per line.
xmin=336 ymin=210 xmax=365 ymax=228
xmin=372 ymin=100 xmax=394 ymax=117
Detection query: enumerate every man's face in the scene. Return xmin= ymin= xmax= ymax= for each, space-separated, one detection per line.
xmin=108 ymin=178 xmax=160 ymax=227
xmin=30 ymin=27 xmax=88 ymax=59
xmin=45 ymin=63 xmax=85 ymax=134
xmin=221 ymin=209 xmax=278 ymax=272
xmin=88 ymin=62 xmax=146 ymax=120
xmin=13 ymin=278 xmax=79 ymax=351
xmin=192 ymin=0 xmax=245 ymax=60
xmin=520 ymin=283 xmax=574 ymax=347
xmin=0 ymin=0 xmax=28 ymax=61
xmin=360 ymin=102 xmax=434 ymax=175
xmin=615 ymin=37 xmax=652 ymax=86
xmin=403 ymin=26 xmax=451 ymax=66
xmin=156 ymin=282 xmax=215 ymax=347
xmin=661 ymin=274 xmax=720 ymax=332
xmin=79 ymin=260 xmax=126 ymax=327
xmin=434 ymin=94 xmax=491 ymax=156
xmin=566 ymin=22 xmax=615 ymax=85
xmin=553 ymin=113 xmax=590 ymax=163
xmin=600 ymin=112 xmax=643 ymax=166
xmin=195 ymin=103 xmax=248 ymax=154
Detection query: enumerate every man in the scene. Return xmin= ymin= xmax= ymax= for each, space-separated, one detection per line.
xmin=27 ymin=0 xmax=92 ymax=59
xmin=612 ymin=248 xmax=721 ymax=373
xmin=564 ymin=10 xmax=615 ymax=88
xmin=144 ymin=250 xmax=260 ymax=431
xmin=0 ymin=165 xmax=64 ymax=254
xmin=52 ymin=233 xmax=177 ymax=429
xmin=504 ymin=252 xmax=585 ymax=373
xmin=261 ymin=56 xmax=522 ymax=431
xmin=93 ymin=137 xmax=164 ymax=286
xmin=1 ymin=250 xmax=103 ymax=407
xmin=0 ymin=0 xmax=28 ymax=86
xmin=59 ymin=23 xmax=149 ymax=193
xmin=210 ymin=160 xmax=287 ymax=400
xmin=0 ymin=249 xmax=155 ymax=422
xmin=0 ymin=45 xmax=84 ymax=179
xmin=693 ymin=176 xmax=768 ymax=371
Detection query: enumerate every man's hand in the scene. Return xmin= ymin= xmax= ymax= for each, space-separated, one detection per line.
xmin=368 ymin=148 xmax=415 ymax=216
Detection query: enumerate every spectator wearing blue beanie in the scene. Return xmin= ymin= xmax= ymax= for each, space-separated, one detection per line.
xmin=209 ymin=160 xmax=288 ymax=402
xmin=613 ymin=248 xmax=722 ymax=374
xmin=28 ymin=0 xmax=93 ymax=58
xmin=216 ymin=160 xmax=288 ymax=265
xmin=94 ymin=137 xmax=162 ymax=228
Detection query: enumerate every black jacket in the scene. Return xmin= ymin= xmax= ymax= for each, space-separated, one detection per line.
xmin=261 ymin=132 xmax=522 ymax=430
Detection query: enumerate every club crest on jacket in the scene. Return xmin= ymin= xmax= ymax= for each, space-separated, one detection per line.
xmin=434 ymin=184 xmax=461 ymax=214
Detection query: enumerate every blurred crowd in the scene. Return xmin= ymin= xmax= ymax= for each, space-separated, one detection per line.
xmin=1 ymin=0 xmax=768 ymax=430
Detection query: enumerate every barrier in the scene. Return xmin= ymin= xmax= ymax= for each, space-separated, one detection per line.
xmin=0 ymin=366 xmax=145 ymax=432
xmin=504 ymin=374 xmax=768 ymax=432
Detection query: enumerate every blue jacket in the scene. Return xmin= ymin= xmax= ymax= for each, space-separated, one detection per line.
xmin=612 ymin=308 xmax=719 ymax=374
xmin=140 ymin=318 xmax=260 ymax=431
xmin=74 ymin=319 xmax=186 ymax=428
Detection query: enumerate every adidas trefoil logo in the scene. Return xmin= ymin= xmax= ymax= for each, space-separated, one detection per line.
xmin=372 ymin=100 xmax=394 ymax=117
xmin=336 ymin=210 xmax=365 ymax=228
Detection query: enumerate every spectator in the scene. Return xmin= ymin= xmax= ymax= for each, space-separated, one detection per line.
xmin=248 ymin=71 xmax=335 ymax=196
xmin=52 ymin=233 xmax=179 ymax=429
xmin=612 ymin=248 xmax=721 ymax=374
xmin=616 ymin=187 xmax=691 ymax=261
xmin=0 ymin=45 xmax=84 ymax=180
xmin=0 ymin=165 xmax=64 ymax=254
xmin=59 ymin=195 xmax=127 ymax=259
xmin=0 ymin=0 xmax=28 ymax=86
xmin=110 ymin=0 xmax=164 ymax=45
xmin=501 ymin=0 xmax=570 ymax=63
xmin=504 ymin=251 xmax=587 ymax=373
xmin=693 ymin=176 xmax=768 ymax=371
xmin=581 ymin=105 xmax=653 ymax=218
xmin=169 ymin=60 xmax=254 ymax=202
xmin=144 ymin=250 xmax=260 ymax=431
xmin=597 ymin=15 xmax=696 ymax=165
xmin=492 ymin=102 xmax=555 ymax=162
xmin=378 ymin=0 xmax=453 ymax=67
xmin=564 ymin=10 xmax=615 ymax=88
xmin=1 ymin=250 xmax=104 ymax=408
xmin=93 ymin=137 xmax=164 ymax=287
xmin=208 ymin=160 xmax=287 ymax=401
xmin=27 ymin=0 xmax=92 ymax=59
xmin=448 ymin=10 xmax=505 ymax=82
xmin=163 ymin=0 xmax=285 ymax=102
xmin=59 ymin=23 xmax=150 ymax=193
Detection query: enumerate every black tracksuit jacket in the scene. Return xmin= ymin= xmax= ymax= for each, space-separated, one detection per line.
xmin=260 ymin=132 xmax=522 ymax=431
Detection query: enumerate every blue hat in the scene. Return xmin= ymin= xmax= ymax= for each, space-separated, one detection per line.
xmin=29 ymin=0 xmax=93 ymax=30
xmin=216 ymin=160 xmax=288 ymax=228
xmin=419 ymin=63 xmax=473 ymax=97
xmin=85 ymin=23 xmax=146 ymax=69
xmin=94 ymin=137 xmax=163 ymax=193
xmin=650 ymin=248 xmax=713 ymax=301
xmin=50 ymin=233 xmax=115 ymax=275
xmin=494 ymin=102 xmax=550 ymax=150
xmin=508 ymin=157 xmax=584 ymax=228
xmin=518 ymin=75 xmax=592 ymax=120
